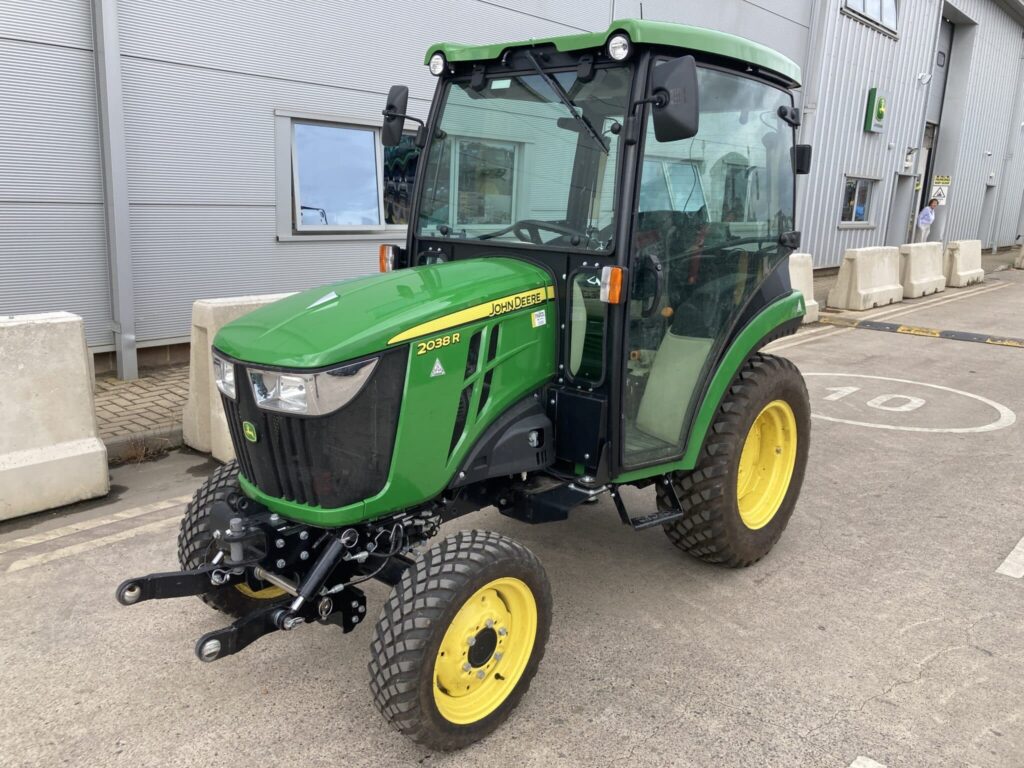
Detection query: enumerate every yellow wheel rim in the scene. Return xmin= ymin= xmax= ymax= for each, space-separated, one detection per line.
xmin=234 ymin=583 xmax=286 ymax=600
xmin=433 ymin=577 xmax=538 ymax=725
xmin=736 ymin=399 xmax=798 ymax=530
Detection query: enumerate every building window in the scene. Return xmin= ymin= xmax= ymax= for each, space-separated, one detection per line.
xmin=276 ymin=111 xmax=420 ymax=239
xmin=292 ymin=121 xmax=382 ymax=231
xmin=845 ymin=0 xmax=898 ymax=32
xmin=840 ymin=177 xmax=875 ymax=223
xmin=418 ymin=136 xmax=519 ymax=231
xmin=639 ymin=159 xmax=706 ymax=213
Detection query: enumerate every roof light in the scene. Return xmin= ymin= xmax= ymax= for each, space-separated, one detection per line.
xmin=607 ymin=34 xmax=631 ymax=61
xmin=429 ymin=53 xmax=447 ymax=76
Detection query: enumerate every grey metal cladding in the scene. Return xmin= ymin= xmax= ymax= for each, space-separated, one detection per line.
xmin=798 ymin=0 xmax=940 ymax=267
xmin=615 ymin=0 xmax=814 ymax=67
xmin=129 ymin=206 xmax=380 ymax=343
xmin=117 ymin=0 xmax=607 ymax=344
xmin=939 ymin=0 xmax=1024 ymax=245
xmin=0 ymin=26 xmax=113 ymax=346
xmin=0 ymin=0 xmax=94 ymax=50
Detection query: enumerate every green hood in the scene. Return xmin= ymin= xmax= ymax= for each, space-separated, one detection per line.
xmin=213 ymin=257 xmax=554 ymax=368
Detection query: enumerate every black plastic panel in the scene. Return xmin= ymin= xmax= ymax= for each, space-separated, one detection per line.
xmin=223 ymin=348 xmax=407 ymax=509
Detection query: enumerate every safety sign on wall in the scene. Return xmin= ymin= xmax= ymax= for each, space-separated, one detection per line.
xmin=930 ymin=175 xmax=951 ymax=205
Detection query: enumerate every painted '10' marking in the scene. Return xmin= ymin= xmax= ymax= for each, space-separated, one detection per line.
xmin=823 ymin=386 xmax=925 ymax=413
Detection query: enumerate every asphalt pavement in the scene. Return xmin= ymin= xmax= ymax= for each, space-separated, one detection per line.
xmin=2 ymin=271 xmax=1023 ymax=768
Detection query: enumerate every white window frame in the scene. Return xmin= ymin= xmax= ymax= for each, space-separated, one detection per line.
xmin=842 ymin=0 xmax=899 ymax=36
xmin=640 ymin=157 xmax=706 ymax=213
xmin=839 ymin=175 xmax=878 ymax=228
xmin=274 ymin=110 xmax=413 ymax=241
xmin=427 ymin=135 xmax=520 ymax=235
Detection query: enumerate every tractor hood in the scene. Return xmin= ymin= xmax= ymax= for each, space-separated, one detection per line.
xmin=213 ymin=257 xmax=554 ymax=369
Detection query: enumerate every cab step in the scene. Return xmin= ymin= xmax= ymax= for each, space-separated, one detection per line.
xmin=610 ymin=479 xmax=686 ymax=531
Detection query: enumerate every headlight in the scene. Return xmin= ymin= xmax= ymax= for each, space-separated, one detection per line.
xmin=247 ymin=358 xmax=378 ymax=416
xmin=428 ymin=52 xmax=446 ymax=76
xmin=212 ymin=352 xmax=236 ymax=399
xmin=607 ymin=34 xmax=631 ymax=61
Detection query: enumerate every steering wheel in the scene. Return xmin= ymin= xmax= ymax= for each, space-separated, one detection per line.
xmin=479 ymin=219 xmax=589 ymax=245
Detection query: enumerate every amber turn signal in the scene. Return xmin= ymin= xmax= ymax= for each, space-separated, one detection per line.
xmin=599 ymin=266 xmax=624 ymax=304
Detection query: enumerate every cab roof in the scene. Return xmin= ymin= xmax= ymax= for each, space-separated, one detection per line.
xmin=424 ymin=18 xmax=801 ymax=87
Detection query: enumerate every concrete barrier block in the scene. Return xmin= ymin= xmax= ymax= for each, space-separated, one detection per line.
xmin=943 ymin=240 xmax=985 ymax=287
xmin=826 ymin=247 xmax=903 ymax=311
xmin=788 ymin=252 xmax=819 ymax=323
xmin=183 ymin=294 xmax=294 ymax=463
xmin=898 ymin=242 xmax=946 ymax=298
xmin=0 ymin=312 xmax=108 ymax=519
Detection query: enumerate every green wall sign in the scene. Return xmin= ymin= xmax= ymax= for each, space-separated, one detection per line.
xmin=864 ymin=87 xmax=887 ymax=133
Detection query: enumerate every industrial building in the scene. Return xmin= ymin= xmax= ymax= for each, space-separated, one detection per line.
xmin=2 ymin=0 xmax=1023 ymax=377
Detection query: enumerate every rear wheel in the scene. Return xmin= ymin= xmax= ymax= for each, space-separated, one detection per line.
xmin=177 ymin=461 xmax=286 ymax=617
xmin=369 ymin=530 xmax=552 ymax=751
xmin=661 ymin=353 xmax=810 ymax=567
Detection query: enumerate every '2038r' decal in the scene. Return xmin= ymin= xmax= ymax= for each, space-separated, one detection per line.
xmin=416 ymin=332 xmax=461 ymax=356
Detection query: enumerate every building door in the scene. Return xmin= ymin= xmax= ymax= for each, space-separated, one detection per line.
xmin=919 ymin=18 xmax=954 ymax=211
xmin=886 ymin=174 xmax=916 ymax=246
xmin=979 ymin=184 xmax=997 ymax=249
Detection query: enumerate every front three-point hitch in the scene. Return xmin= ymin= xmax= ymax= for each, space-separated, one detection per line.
xmin=116 ymin=496 xmax=431 ymax=663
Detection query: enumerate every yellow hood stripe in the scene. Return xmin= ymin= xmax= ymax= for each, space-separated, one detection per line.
xmin=388 ymin=286 xmax=555 ymax=345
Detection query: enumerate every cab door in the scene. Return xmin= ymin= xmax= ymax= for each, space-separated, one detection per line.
xmin=621 ymin=63 xmax=796 ymax=470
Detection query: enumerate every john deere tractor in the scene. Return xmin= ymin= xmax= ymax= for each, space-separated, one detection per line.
xmin=117 ymin=19 xmax=813 ymax=750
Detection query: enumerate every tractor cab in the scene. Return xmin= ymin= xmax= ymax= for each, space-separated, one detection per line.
xmin=381 ymin=20 xmax=808 ymax=494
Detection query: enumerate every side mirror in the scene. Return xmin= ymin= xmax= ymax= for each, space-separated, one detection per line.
xmin=650 ymin=55 xmax=699 ymax=142
xmin=791 ymin=144 xmax=813 ymax=175
xmin=382 ymin=85 xmax=409 ymax=147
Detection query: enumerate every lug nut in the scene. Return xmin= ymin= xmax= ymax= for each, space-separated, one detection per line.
xmin=498 ymin=627 xmax=508 ymax=636
xmin=486 ymin=619 xmax=494 ymax=628
xmin=462 ymin=662 xmax=472 ymax=672
xmin=299 ymin=551 xmax=309 ymax=561
xmin=467 ymin=636 xmax=476 ymax=647
xmin=276 ymin=559 xmax=286 ymax=569
xmin=476 ymin=670 xmax=486 ymax=679
xmin=299 ymin=530 xmax=309 ymax=541
xmin=269 ymin=513 xmax=280 ymax=524
xmin=494 ymin=652 xmax=503 ymax=661
xmin=275 ymin=538 xmax=285 ymax=549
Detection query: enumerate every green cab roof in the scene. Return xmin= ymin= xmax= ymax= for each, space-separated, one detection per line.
xmin=424 ymin=18 xmax=801 ymax=87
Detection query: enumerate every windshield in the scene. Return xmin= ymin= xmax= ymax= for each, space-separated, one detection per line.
xmin=416 ymin=66 xmax=632 ymax=250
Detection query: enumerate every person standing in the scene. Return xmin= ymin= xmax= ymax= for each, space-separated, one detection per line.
xmin=916 ymin=198 xmax=938 ymax=242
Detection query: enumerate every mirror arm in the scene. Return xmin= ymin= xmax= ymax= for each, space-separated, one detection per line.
xmin=381 ymin=110 xmax=425 ymax=128
xmin=622 ymin=91 xmax=667 ymax=146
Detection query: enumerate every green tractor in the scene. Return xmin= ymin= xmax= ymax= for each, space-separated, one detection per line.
xmin=117 ymin=19 xmax=813 ymax=750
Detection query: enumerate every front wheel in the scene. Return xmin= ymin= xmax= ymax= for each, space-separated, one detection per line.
xmin=368 ymin=530 xmax=552 ymax=751
xmin=661 ymin=353 xmax=810 ymax=567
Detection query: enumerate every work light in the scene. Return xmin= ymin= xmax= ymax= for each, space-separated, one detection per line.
xmin=607 ymin=34 xmax=631 ymax=61
xmin=247 ymin=358 xmax=378 ymax=416
xmin=429 ymin=53 xmax=447 ymax=76
xmin=212 ymin=352 xmax=236 ymax=399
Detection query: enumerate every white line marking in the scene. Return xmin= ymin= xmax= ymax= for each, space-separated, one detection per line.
xmin=804 ymin=373 xmax=1017 ymax=433
xmin=864 ymin=280 xmax=1009 ymax=321
xmin=997 ymin=536 xmax=1024 ymax=578
xmin=849 ymin=758 xmax=887 ymax=768
xmin=4 ymin=516 xmax=179 ymax=573
xmin=0 ymin=495 xmax=191 ymax=555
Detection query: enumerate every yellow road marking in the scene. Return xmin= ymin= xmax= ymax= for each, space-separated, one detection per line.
xmin=0 ymin=495 xmax=191 ymax=555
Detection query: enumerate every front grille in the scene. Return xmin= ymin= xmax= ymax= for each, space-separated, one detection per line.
xmin=222 ymin=348 xmax=407 ymax=509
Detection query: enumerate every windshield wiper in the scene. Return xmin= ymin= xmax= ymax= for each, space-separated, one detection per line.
xmin=524 ymin=51 xmax=608 ymax=154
